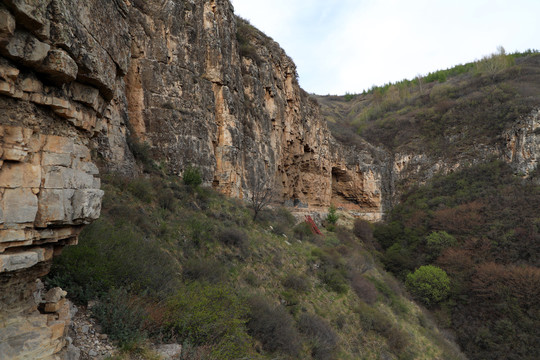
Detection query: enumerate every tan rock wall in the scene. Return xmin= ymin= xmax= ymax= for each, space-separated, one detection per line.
xmin=0 ymin=1 xmax=389 ymax=358
xmin=125 ymin=0 xmax=387 ymax=215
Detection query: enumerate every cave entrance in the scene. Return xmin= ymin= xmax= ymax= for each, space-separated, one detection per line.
xmin=331 ymin=167 xmax=351 ymax=185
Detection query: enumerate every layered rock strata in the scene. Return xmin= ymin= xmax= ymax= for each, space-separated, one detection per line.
xmin=0 ymin=0 xmax=131 ymax=358
xmin=0 ymin=0 xmax=388 ymax=358
xmin=126 ymin=0 xmax=386 ymax=216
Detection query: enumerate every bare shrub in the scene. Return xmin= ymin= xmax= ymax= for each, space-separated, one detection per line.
xmin=298 ymin=313 xmax=339 ymax=360
xmin=246 ymin=295 xmax=301 ymax=356
xmin=218 ymin=228 xmax=248 ymax=250
xmin=353 ymin=219 xmax=373 ymax=244
xmin=282 ymin=274 xmax=310 ymax=292
xmin=351 ymin=275 xmax=378 ymax=304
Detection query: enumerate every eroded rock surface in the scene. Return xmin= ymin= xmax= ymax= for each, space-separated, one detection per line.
xmin=0 ymin=0 xmax=388 ymax=358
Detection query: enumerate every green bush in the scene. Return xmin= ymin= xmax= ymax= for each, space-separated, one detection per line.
xmin=218 ymin=227 xmax=248 ymax=250
xmin=47 ymin=219 xmax=179 ymax=304
xmin=320 ymin=268 xmax=348 ymax=294
xmin=406 ymin=265 xmax=450 ymax=306
xmin=91 ymin=288 xmax=149 ymax=346
xmin=183 ymin=165 xmax=202 ymax=187
xmin=425 ymin=231 xmax=457 ymax=260
xmin=326 ymin=205 xmax=339 ymax=225
xmin=167 ymin=281 xmax=252 ymax=358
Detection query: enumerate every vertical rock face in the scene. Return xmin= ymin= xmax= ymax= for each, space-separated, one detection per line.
xmin=0 ymin=0 xmax=132 ymax=358
xmin=0 ymin=0 xmax=387 ymax=358
xmin=125 ymin=0 xmax=387 ymax=216
xmin=503 ymin=109 xmax=540 ymax=177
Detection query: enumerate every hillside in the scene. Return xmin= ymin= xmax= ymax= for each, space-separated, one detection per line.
xmin=46 ymin=173 xmax=466 ymax=359
xmin=0 ymin=0 xmax=538 ymax=359
xmin=316 ymin=51 xmax=540 ymax=360
xmin=316 ymin=50 xmax=540 ymax=188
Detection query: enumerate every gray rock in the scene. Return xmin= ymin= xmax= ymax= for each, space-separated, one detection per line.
xmin=64 ymin=344 xmax=81 ymax=360
xmin=43 ymin=287 xmax=67 ymax=303
xmin=2 ymin=0 xmax=51 ymax=37
xmin=39 ymin=49 xmax=78 ymax=83
xmin=1 ymin=29 xmax=50 ymax=67
xmin=2 ymin=187 xmax=38 ymax=224
xmin=155 ymin=343 xmax=182 ymax=359
xmin=0 ymin=6 xmax=15 ymax=42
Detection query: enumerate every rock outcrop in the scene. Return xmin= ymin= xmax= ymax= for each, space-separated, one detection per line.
xmin=125 ymin=0 xmax=387 ymax=216
xmin=0 ymin=0 xmax=387 ymax=358
xmin=503 ymin=108 xmax=540 ymax=177
xmin=0 ymin=0 xmax=131 ymax=357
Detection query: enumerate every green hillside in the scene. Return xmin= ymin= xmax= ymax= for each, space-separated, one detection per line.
xmin=317 ymin=49 xmax=540 ymax=159
xmin=46 ymin=171 xmax=465 ymax=360
xmin=316 ymin=49 xmax=540 ymax=360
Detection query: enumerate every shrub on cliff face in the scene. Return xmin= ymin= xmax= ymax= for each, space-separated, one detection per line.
xmin=183 ymin=165 xmax=202 ymax=187
xmin=406 ymin=265 xmax=450 ymax=306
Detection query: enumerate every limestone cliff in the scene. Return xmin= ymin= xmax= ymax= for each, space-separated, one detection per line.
xmin=0 ymin=0 xmax=388 ymax=358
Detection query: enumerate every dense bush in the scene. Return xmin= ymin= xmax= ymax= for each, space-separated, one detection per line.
xmin=370 ymin=160 xmax=540 ymax=359
xmin=425 ymin=231 xmax=457 ymax=260
xmin=353 ymin=219 xmax=374 ymax=244
xmin=218 ymin=227 xmax=248 ymax=250
xmin=47 ymin=219 xmax=178 ymax=304
xmin=406 ymin=265 xmax=450 ymax=306
xmin=182 ymin=258 xmax=227 ymax=284
xmin=91 ymin=288 xmax=151 ymax=346
xmin=127 ymin=178 xmax=154 ymax=203
xmin=246 ymin=295 xmax=301 ymax=356
xmin=282 ymin=273 xmax=310 ymax=292
xmin=351 ymin=275 xmax=378 ymax=304
xmin=312 ymin=248 xmax=349 ymax=294
xmin=298 ymin=313 xmax=339 ymax=360
xmin=183 ymin=165 xmax=202 ymax=187
xmin=293 ymin=221 xmax=315 ymax=241
xmin=167 ymin=281 xmax=252 ymax=358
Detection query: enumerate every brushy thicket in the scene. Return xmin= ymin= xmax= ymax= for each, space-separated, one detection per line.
xmin=374 ymin=160 xmax=540 ymax=360
xmin=46 ymin=173 xmax=465 ymax=359
xmin=320 ymin=51 xmax=540 ymax=360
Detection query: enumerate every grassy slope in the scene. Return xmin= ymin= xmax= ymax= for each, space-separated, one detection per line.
xmin=317 ymin=51 xmax=540 ymax=159
xmin=316 ymin=51 xmax=540 ymax=360
xmin=47 ymin=173 xmax=465 ymax=360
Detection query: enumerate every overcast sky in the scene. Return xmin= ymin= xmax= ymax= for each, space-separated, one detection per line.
xmin=230 ymin=0 xmax=540 ymax=95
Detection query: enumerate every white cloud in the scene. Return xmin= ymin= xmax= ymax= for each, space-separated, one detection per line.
xmin=231 ymin=0 xmax=540 ymax=94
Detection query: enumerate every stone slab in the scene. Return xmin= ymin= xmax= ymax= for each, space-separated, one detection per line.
xmin=0 ymin=250 xmax=38 ymax=272
xmin=2 ymin=187 xmax=37 ymax=224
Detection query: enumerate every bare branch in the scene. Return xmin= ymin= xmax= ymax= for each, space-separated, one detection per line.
xmin=249 ymin=176 xmax=275 ymax=220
